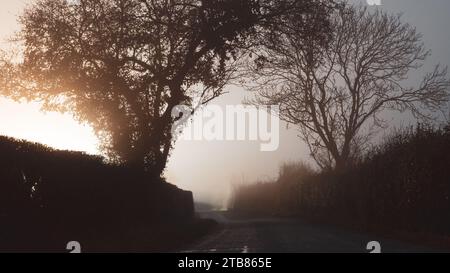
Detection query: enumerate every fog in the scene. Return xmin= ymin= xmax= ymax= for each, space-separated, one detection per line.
xmin=168 ymin=0 xmax=450 ymax=207
xmin=0 ymin=1 xmax=449 ymax=208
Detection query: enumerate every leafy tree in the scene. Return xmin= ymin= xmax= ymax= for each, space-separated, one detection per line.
xmin=0 ymin=0 xmax=334 ymax=178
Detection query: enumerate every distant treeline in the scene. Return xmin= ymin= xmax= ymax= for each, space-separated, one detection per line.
xmin=230 ymin=124 xmax=450 ymax=236
xmin=0 ymin=136 xmax=197 ymax=252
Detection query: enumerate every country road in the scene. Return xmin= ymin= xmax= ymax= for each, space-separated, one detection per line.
xmin=181 ymin=211 xmax=441 ymax=253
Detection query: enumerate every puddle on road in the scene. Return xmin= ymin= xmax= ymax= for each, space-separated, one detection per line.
xmin=242 ymin=246 xmax=249 ymax=253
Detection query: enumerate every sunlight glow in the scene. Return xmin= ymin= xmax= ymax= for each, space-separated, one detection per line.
xmin=0 ymin=2 xmax=99 ymax=154
xmin=0 ymin=98 xmax=99 ymax=154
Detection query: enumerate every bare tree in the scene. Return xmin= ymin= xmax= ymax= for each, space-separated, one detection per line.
xmin=0 ymin=0 xmax=334 ymax=178
xmin=245 ymin=5 xmax=450 ymax=170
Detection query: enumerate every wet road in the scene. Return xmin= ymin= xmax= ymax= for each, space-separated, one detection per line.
xmin=181 ymin=211 xmax=437 ymax=253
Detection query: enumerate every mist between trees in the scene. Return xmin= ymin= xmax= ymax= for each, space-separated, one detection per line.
xmin=230 ymin=123 xmax=450 ymax=238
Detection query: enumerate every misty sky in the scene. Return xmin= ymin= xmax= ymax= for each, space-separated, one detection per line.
xmin=0 ymin=1 xmax=449 ymax=207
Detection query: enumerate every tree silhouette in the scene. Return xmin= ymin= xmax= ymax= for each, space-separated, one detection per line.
xmin=0 ymin=0 xmax=334 ymax=178
xmin=245 ymin=5 xmax=450 ymax=170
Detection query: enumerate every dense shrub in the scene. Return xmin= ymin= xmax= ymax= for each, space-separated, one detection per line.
xmin=0 ymin=136 xmax=194 ymax=252
xmin=231 ymin=124 xmax=450 ymax=236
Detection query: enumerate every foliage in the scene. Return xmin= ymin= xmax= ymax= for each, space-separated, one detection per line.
xmin=231 ymin=124 xmax=450 ymax=235
xmin=0 ymin=136 xmax=194 ymax=251
xmin=0 ymin=0 xmax=335 ymax=176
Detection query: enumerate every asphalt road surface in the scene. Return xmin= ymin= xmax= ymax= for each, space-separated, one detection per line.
xmin=181 ymin=211 xmax=440 ymax=253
